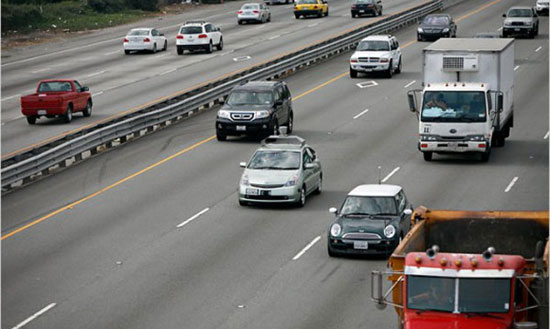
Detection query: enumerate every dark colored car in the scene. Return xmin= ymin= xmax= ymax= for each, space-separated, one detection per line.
xmin=216 ymin=81 xmax=294 ymax=141
xmin=417 ymin=14 xmax=457 ymax=41
xmin=351 ymin=0 xmax=382 ymax=18
xmin=327 ymin=184 xmax=413 ymax=257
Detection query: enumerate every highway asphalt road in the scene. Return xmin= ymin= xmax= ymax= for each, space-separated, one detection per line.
xmin=1 ymin=0 xmax=427 ymax=157
xmin=2 ymin=0 xmax=548 ymax=328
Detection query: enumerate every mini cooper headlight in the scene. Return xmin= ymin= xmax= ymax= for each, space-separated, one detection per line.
xmin=217 ymin=110 xmax=231 ymax=119
xmin=256 ymin=110 xmax=270 ymax=119
xmin=384 ymin=225 xmax=396 ymax=238
xmin=330 ymin=223 xmax=342 ymax=237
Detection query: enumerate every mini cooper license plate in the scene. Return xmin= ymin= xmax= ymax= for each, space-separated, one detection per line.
xmin=236 ymin=125 xmax=247 ymax=131
xmin=354 ymin=241 xmax=369 ymax=249
xmin=246 ymin=188 xmax=259 ymax=195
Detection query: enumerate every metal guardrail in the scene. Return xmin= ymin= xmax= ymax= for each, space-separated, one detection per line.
xmin=1 ymin=0 xmax=443 ymax=190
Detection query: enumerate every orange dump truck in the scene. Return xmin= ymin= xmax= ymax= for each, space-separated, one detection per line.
xmin=371 ymin=207 xmax=549 ymax=329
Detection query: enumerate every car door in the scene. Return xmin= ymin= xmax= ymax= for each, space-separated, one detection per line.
xmin=72 ymin=80 xmax=86 ymax=110
xmin=152 ymin=29 xmax=163 ymax=47
xmin=276 ymin=85 xmax=288 ymax=124
xmin=273 ymin=86 xmax=286 ymax=125
xmin=308 ymin=147 xmax=321 ymax=189
xmin=301 ymin=149 xmax=315 ymax=193
xmin=396 ymin=190 xmax=411 ymax=233
xmin=392 ymin=39 xmax=401 ymax=68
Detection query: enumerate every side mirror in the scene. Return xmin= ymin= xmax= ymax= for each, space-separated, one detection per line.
xmin=216 ymin=26 xmax=221 ymax=32
xmin=274 ymin=99 xmax=283 ymax=106
xmin=404 ymin=209 xmax=413 ymax=216
xmin=497 ymin=93 xmax=504 ymax=113
xmin=304 ymin=163 xmax=315 ymax=169
xmin=82 ymin=86 xmax=89 ymax=92
xmin=239 ymin=162 xmax=246 ymax=168
xmin=502 ymin=13 xmax=506 ymax=17
xmin=371 ymin=271 xmax=388 ymax=310
xmin=160 ymin=33 xmax=165 ymax=36
xmin=329 ymin=207 xmax=338 ymax=214
xmin=407 ymin=92 xmax=417 ymax=112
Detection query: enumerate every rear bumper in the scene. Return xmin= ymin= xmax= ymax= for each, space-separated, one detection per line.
xmin=294 ymin=9 xmax=323 ymax=16
xmin=238 ymin=15 xmax=262 ymax=21
xmin=123 ymin=43 xmax=153 ymax=51
xmin=351 ymin=8 xmax=377 ymax=15
xmin=22 ymin=108 xmax=65 ymax=116
xmin=418 ymin=140 xmax=488 ymax=153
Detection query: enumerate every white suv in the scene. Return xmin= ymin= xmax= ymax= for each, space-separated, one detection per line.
xmin=176 ymin=21 xmax=223 ymax=55
xmin=536 ymin=0 xmax=549 ymax=15
xmin=349 ymin=35 xmax=402 ymax=78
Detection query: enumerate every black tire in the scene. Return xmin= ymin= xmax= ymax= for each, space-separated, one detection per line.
xmin=238 ymin=20 xmax=243 ymax=25
xmin=386 ymin=60 xmax=393 ymax=78
xmin=395 ymin=57 xmax=402 ymax=74
xmin=536 ymin=24 xmax=539 ymax=36
xmin=26 ymin=116 xmax=37 ymax=125
xmin=216 ymin=132 xmax=227 ymax=141
xmin=350 ymin=67 xmax=358 ymax=78
xmin=64 ymin=104 xmax=73 ymax=123
xmin=152 ymin=43 xmax=157 ymax=53
xmin=325 ymin=9 xmax=328 ymax=16
xmin=286 ymin=111 xmax=294 ymax=133
xmin=318 ymin=11 xmax=322 ymax=18
xmin=296 ymin=186 xmax=306 ymax=207
xmin=328 ymin=244 xmax=338 ymax=257
xmin=83 ymin=100 xmax=92 ymax=117
xmin=177 ymin=46 xmax=183 ymax=55
xmin=206 ymin=42 xmax=213 ymax=54
xmin=272 ymin=120 xmax=279 ymax=136
xmin=295 ymin=13 xmax=300 ymax=19
xmin=163 ymin=40 xmax=168 ymax=51
xmin=239 ymin=199 xmax=248 ymax=206
xmin=267 ymin=14 xmax=271 ymax=22
xmin=351 ymin=13 xmax=356 ymax=18
xmin=314 ymin=175 xmax=322 ymax=194
xmin=417 ymin=34 xmax=423 ymax=41
xmin=494 ymin=132 xmax=506 ymax=147
xmin=423 ymin=151 xmax=433 ymax=161
xmin=124 ymin=50 xmax=130 ymax=55
xmin=480 ymin=148 xmax=491 ymax=162
xmin=217 ymin=38 xmax=223 ymax=51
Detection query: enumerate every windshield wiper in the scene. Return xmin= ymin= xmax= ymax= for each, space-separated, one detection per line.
xmin=371 ymin=213 xmax=396 ymax=216
xmin=415 ymin=308 xmax=453 ymax=314
xmin=463 ymin=312 xmax=505 ymax=319
xmin=342 ymin=212 xmax=371 ymax=216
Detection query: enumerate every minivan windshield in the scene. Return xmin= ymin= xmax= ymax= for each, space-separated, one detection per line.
xmin=248 ymin=151 xmax=300 ymax=170
xmin=227 ymin=91 xmax=273 ymax=106
xmin=357 ymin=40 xmax=390 ymax=51
xmin=421 ymin=91 xmax=487 ymax=123
xmin=340 ymin=196 xmax=397 ymax=216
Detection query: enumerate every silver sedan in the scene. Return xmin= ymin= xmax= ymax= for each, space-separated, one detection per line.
xmin=123 ymin=28 xmax=167 ymax=54
xmin=238 ymin=3 xmax=271 ymax=24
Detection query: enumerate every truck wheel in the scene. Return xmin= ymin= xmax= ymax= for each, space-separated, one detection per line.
xmin=423 ymin=152 xmax=433 ymax=161
xmin=395 ymin=57 xmax=402 ymax=74
xmin=177 ymin=46 xmax=183 ymax=55
xmin=495 ymin=133 xmax=506 ymax=147
xmin=386 ymin=60 xmax=393 ymax=78
xmin=26 ymin=116 xmax=37 ymax=125
xmin=350 ymin=67 xmax=358 ymax=78
xmin=480 ymin=148 xmax=491 ymax=162
xmin=83 ymin=100 xmax=92 ymax=117
xmin=64 ymin=104 xmax=73 ymax=123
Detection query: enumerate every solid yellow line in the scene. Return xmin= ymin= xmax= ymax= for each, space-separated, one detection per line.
xmin=456 ymin=0 xmax=502 ymax=22
xmin=1 ymin=135 xmax=216 ymax=240
xmin=293 ymin=72 xmax=349 ymax=101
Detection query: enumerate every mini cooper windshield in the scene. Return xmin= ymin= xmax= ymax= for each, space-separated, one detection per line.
xmin=248 ymin=151 xmax=301 ymax=170
xmin=227 ymin=91 xmax=274 ymax=106
xmin=340 ymin=196 xmax=397 ymax=216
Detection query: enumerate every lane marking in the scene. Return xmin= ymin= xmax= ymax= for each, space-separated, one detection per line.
xmin=2 ymin=94 xmax=21 ymax=102
xmin=514 ymin=65 xmax=520 ymax=71
xmin=404 ymin=80 xmax=416 ymax=89
xmin=160 ymin=68 xmax=177 ymax=75
xmin=220 ymin=49 xmax=235 ymax=56
xmin=455 ymin=0 xmax=502 ymax=22
xmin=504 ymin=177 xmax=519 ymax=193
xmin=86 ymin=70 xmax=105 ymax=78
xmin=233 ymin=56 xmax=251 ymax=62
xmin=308 ymin=23 xmax=319 ymax=27
xmin=544 ymin=131 xmax=549 ymax=139
xmin=268 ymin=35 xmax=281 ymax=40
xmin=535 ymin=46 xmax=542 ymax=52
xmin=11 ymin=303 xmax=56 ymax=329
xmin=1 ymin=135 xmax=216 ymax=240
xmin=293 ymin=236 xmax=321 ymax=260
xmin=31 ymin=68 xmax=50 ymax=74
xmin=381 ymin=167 xmax=400 ymax=183
xmin=353 ymin=108 xmax=369 ymax=119
xmin=104 ymin=50 xmax=121 ymax=56
xmin=293 ymin=72 xmax=348 ymax=101
xmin=177 ymin=208 xmax=210 ymax=228
xmin=356 ymin=80 xmax=378 ymax=89
xmin=91 ymin=91 xmax=104 ymax=97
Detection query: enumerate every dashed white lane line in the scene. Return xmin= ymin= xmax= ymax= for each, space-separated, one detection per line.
xmin=307 ymin=23 xmax=319 ymax=27
xmin=160 ymin=68 xmax=177 ymax=75
xmin=293 ymin=236 xmax=321 ymax=260
xmin=1 ymin=94 xmax=21 ymax=102
xmin=504 ymin=177 xmax=519 ymax=193
xmin=31 ymin=68 xmax=50 ymax=74
xmin=544 ymin=131 xmax=549 ymax=139
xmin=514 ymin=65 xmax=520 ymax=71
xmin=11 ymin=303 xmax=56 ymax=329
xmin=147 ymin=53 xmax=169 ymax=60
xmin=220 ymin=49 xmax=235 ymax=56
xmin=177 ymin=208 xmax=210 ymax=228
xmin=104 ymin=50 xmax=121 ymax=56
xmin=404 ymin=80 xmax=416 ymax=89
xmin=535 ymin=46 xmax=542 ymax=52
xmin=381 ymin=167 xmax=400 ymax=183
xmin=269 ymin=34 xmax=281 ymax=40
xmin=92 ymin=91 xmax=104 ymax=97
xmin=233 ymin=56 xmax=251 ymax=62
xmin=86 ymin=70 xmax=106 ymax=78
xmin=353 ymin=108 xmax=369 ymax=119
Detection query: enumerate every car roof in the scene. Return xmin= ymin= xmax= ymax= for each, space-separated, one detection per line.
xmin=242 ymin=3 xmax=261 ymax=5
xmin=361 ymin=35 xmax=393 ymax=41
xmin=509 ymin=6 xmax=533 ymax=10
xmin=182 ymin=20 xmax=209 ymax=26
xmin=348 ymin=184 xmax=402 ymax=197
xmin=258 ymin=135 xmax=306 ymax=151
xmin=233 ymin=81 xmax=280 ymax=91
xmin=425 ymin=13 xmax=451 ymax=17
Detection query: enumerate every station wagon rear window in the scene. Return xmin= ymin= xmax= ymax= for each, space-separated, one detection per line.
xmin=180 ymin=26 xmax=203 ymax=34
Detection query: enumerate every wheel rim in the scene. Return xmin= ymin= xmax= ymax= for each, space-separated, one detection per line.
xmin=274 ymin=122 xmax=279 ymax=135
xmin=301 ymin=188 xmax=306 ymax=205
xmin=86 ymin=103 xmax=91 ymax=114
xmin=288 ymin=116 xmax=293 ymax=131
xmin=318 ymin=177 xmax=322 ymax=192
xmin=209 ymin=43 xmax=212 ymax=52
xmin=153 ymin=44 xmax=157 ymax=52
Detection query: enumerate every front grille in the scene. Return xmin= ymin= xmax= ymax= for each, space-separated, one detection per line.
xmin=342 ymin=232 xmax=381 ymax=240
xmin=230 ymin=112 xmax=254 ymax=121
xmin=440 ymin=136 xmax=466 ymax=141
xmin=250 ymin=183 xmax=285 ymax=188
xmin=510 ymin=21 xmax=526 ymax=26
xmin=358 ymin=57 xmax=379 ymax=63
xmin=245 ymin=195 xmax=289 ymax=200
xmin=424 ymin=29 xmax=442 ymax=33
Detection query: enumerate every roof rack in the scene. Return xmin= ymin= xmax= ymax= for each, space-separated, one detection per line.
xmin=185 ymin=20 xmax=207 ymax=25
xmin=261 ymin=135 xmax=305 ymax=147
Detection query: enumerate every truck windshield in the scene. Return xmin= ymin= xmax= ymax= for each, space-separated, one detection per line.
xmin=407 ymin=276 xmax=455 ymax=312
xmin=340 ymin=196 xmax=397 ymax=216
xmin=458 ymin=278 xmax=511 ymax=313
xmin=421 ymin=91 xmax=487 ymax=123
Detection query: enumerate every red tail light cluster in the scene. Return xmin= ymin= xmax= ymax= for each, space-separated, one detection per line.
xmin=237 ymin=10 xmax=243 ymax=14
xmin=198 ymin=34 xmax=207 ymax=38
xmin=313 ymin=5 xmax=318 ymax=8
xmin=176 ymin=34 xmax=184 ymax=39
xmin=351 ymin=5 xmax=357 ymax=8
xmin=253 ymin=10 xmax=259 ymax=13
xmin=123 ymin=38 xmax=129 ymax=43
xmin=143 ymin=37 xmax=150 ymax=42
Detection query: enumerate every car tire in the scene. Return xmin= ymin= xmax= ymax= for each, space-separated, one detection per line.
xmin=386 ymin=60 xmax=393 ymax=78
xmin=286 ymin=111 xmax=294 ymax=133
xmin=206 ymin=41 xmax=213 ymax=53
xmin=64 ymin=104 xmax=73 ymax=123
xmin=351 ymin=13 xmax=356 ymax=18
xmin=124 ymin=50 xmax=130 ymax=55
xmin=325 ymin=9 xmax=329 ymax=16
xmin=216 ymin=132 xmax=227 ymax=141
xmin=328 ymin=244 xmax=338 ymax=257
xmin=238 ymin=20 xmax=243 ymax=25
xmin=163 ymin=40 xmax=168 ymax=51
xmin=267 ymin=14 xmax=271 ymax=22
xmin=395 ymin=57 xmax=402 ymax=74
xmin=152 ymin=43 xmax=157 ymax=53
xmin=494 ymin=132 xmax=505 ymax=147
xmin=480 ymin=148 xmax=491 ymax=162
xmin=83 ymin=100 xmax=92 ymax=117
xmin=217 ymin=37 xmax=224 ymax=51
xmin=295 ymin=14 xmax=300 ymax=19
xmin=350 ymin=67 xmax=358 ymax=78
xmin=239 ymin=199 xmax=248 ymax=206
xmin=272 ymin=120 xmax=279 ymax=136
xmin=379 ymin=8 xmax=382 ymax=15
xmin=296 ymin=186 xmax=306 ymax=208
xmin=177 ymin=46 xmax=183 ymax=55
xmin=26 ymin=116 xmax=37 ymax=125
xmin=423 ymin=151 xmax=433 ymax=161
xmin=417 ymin=34 xmax=423 ymax=41
xmin=314 ymin=175 xmax=322 ymax=194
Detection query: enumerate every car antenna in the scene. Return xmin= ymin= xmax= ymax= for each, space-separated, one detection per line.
xmin=378 ymin=166 xmax=382 ymax=184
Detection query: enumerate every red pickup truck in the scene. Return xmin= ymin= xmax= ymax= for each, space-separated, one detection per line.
xmin=21 ymin=79 xmax=92 ymax=124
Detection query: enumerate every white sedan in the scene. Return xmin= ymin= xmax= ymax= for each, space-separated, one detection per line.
xmin=238 ymin=3 xmax=271 ymax=24
xmin=123 ymin=28 xmax=167 ymax=54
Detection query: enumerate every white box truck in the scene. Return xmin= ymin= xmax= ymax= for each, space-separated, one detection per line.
xmin=407 ymin=38 xmax=514 ymax=162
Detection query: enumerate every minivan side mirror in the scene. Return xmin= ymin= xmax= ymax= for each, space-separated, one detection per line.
xmin=240 ymin=162 xmax=247 ymax=168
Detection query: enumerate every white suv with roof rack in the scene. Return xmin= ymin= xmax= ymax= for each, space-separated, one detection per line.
xmin=176 ymin=20 xmax=223 ymax=55
xmin=349 ymin=35 xmax=402 ymax=78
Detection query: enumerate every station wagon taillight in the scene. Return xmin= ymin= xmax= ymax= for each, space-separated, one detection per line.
xmin=198 ymin=34 xmax=207 ymax=38
xmin=176 ymin=34 xmax=184 ymax=39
